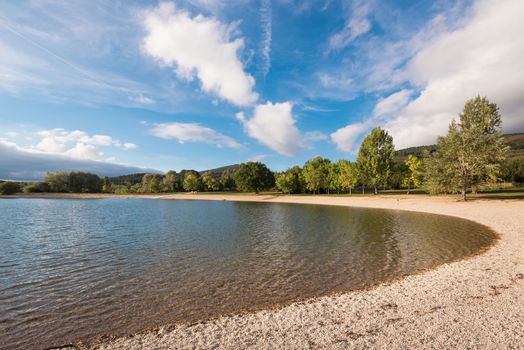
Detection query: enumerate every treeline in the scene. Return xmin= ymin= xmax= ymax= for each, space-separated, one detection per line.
xmin=1 ymin=97 xmax=522 ymax=199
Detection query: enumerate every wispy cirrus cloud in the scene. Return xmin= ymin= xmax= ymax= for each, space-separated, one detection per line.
xmin=329 ymin=1 xmax=371 ymax=50
xmin=260 ymin=0 xmax=272 ymax=77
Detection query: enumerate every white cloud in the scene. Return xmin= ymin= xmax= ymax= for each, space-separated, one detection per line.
xmin=260 ymin=0 xmax=272 ymax=77
xmin=29 ymin=128 xmax=136 ymax=161
xmin=142 ymin=2 xmax=258 ymax=107
xmin=330 ymin=89 xmax=412 ymax=152
xmin=122 ymin=143 xmax=138 ymax=151
xmin=0 ymin=140 xmax=156 ymax=181
xmin=330 ymin=122 xmax=367 ymax=153
xmin=385 ymin=0 xmax=524 ymax=149
xmin=329 ymin=3 xmax=371 ymax=50
xmin=373 ymin=89 xmax=413 ymax=118
xmin=150 ymin=122 xmax=243 ymax=150
xmin=237 ymin=101 xmax=324 ymax=156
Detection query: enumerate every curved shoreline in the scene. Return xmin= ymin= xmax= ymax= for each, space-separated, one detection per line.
xmin=7 ymin=194 xmax=524 ymax=349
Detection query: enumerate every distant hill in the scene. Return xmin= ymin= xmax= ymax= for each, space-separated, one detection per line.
xmin=199 ymin=164 xmax=240 ymax=176
xmin=395 ymin=132 xmax=524 ymax=162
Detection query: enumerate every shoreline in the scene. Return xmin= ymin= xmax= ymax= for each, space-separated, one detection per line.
xmin=6 ymin=194 xmax=524 ymax=349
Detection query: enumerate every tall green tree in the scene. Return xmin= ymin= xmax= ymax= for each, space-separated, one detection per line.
xmin=424 ymin=96 xmax=508 ymax=200
xmin=183 ymin=173 xmax=201 ymax=192
xmin=101 ymin=176 xmax=111 ymax=193
xmin=202 ymin=172 xmax=221 ymax=191
xmin=275 ymin=166 xmax=303 ymax=194
xmin=234 ymin=162 xmax=274 ymax=193
xmin=163 ymin=171 xmax=179 ymax=192
xmin=356 ymin=127 xmax=395 ymax=195
xmin=44 ymin=172 xmax=70 ymax=192
xmin=402 ymin=155 xmax=423 ymax=193
xmin=220 ymin=169 xmax=236 ymax=191
xmin=302 ymin=156 xmax=330 ymax=194
xmin=326 ymin=162 xmax=340 ymax=194
xmin=337 ymin=160 xmax=359 ymax=195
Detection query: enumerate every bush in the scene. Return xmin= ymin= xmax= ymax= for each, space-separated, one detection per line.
xmin=23 ymin=182 xmax=51 ymax=193
xmin=0 ymin=181 xmax=22 ymax=195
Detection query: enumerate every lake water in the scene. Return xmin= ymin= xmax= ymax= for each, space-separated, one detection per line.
xmin=0 ymin=198 xmax=496 ymax=349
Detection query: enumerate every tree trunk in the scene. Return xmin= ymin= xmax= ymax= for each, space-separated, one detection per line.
xmin=362 ymin=185 xmax=365 ymax=194
xmin=349 ymin=187 xmax=352 ymax=195
xmin=374 ymin=187 xmax=378 ymax=195
xmin=462 ymin=187 xmax=467 ymax=201
xmin=407 ymin=182 xmax=410 ymax=195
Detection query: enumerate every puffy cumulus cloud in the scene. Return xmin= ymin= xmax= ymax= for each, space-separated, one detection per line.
xmin=142 ymin=2 xmax=258 ymax=107
xmin=237 ymin=101 xmax=325 ymax=156
xmin=329 ymin=2 xmax=371 ymax=50
xmin=0 ymin=140 xmax=155 ymax=181
xmin=32 ymin=128 xmax=137 ymax=160
xmin=149 ymin=122 xmax=243 ymax=150
xmin=330 ymin=123 xmax=367 ymax=153
xmin=385 ymin=0 xmax=524 ymax=149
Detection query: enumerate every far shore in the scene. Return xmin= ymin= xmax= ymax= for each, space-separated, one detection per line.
xmin=4 ymin=193 xmax=524 ymax=349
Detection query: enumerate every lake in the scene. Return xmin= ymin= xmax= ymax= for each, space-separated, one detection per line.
xmin=0 ymin=198 xmax=496 ymax=349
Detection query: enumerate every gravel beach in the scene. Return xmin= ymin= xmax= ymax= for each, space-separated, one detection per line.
xmin=11 ymin=194 xmax=523 ymax=349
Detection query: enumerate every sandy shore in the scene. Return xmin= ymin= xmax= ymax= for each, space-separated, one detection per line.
xmin=8 ymin=194 xmax=524 ymax=349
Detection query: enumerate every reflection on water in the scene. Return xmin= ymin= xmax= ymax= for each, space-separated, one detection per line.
xmin=0 ymin=199 xmax=495 ymax=350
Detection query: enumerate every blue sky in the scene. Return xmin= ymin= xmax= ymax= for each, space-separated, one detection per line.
xmin=1 ymin=0 xmax=523 ymax=180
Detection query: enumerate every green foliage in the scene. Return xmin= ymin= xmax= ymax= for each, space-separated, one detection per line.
xmin=220 ymin=169 xmax=236 ymax=190
xmin=275 ymin=166 xmax=303 ymax=194
xmin=234 ymin=162 xmax=275 ymax=193
xmin=68 ymin=172 xmax=102 ymax=193
xmin=424 ymin=96 xmax=508 ymax=199
xmin=302 ymin=156 xmax=331 ymax=194
xmin=101 ymin=176 xmax=111 ymax=193
xmin=141 ymin=173 xmax=163 ymax=193
xmin=23 ymin=182 xmax=50 ymax=193
xmin=109 ymin=173 xmax=146 ymax=186
xmin=202 ymin=172 xmax=221 ymax=191
xmin=163 ymin=171 xmax=179 ymax=192
xmin=337 ymin=160 xmax=359 ymax=194
xmin=501 ymin=158 xmax=524 ymax=183
xmin=44 ymin=172 xmax=70 ymax=192
xmin=356 ymin=127 xmax=395 ymax=194
xmin=402 ymin=155 xmax=423 ymax=192
xmin=326 ymin=162 xmax=340 ymax=194
xmin=0 ymin=181 xmax=21 ymax=195
xmin=183 ymin=173 xmax=201 ymax=192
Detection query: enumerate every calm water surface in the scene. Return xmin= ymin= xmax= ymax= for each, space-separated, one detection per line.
xmin=0 ymin=198 xmax=496 ymax=349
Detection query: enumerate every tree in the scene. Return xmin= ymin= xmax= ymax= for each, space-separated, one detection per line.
xmin=183 ymin=173 xmax=201 ymax=192
xmin=44 ymin=172 xmax=70 ymax=192
xmin=425 ymin=96 xmax=508 ymax=200
xmin=23 ymin=182 xmax=50 ymax=193
xmin=402 ymin=155 xmax=423 ymax=194
xmin=337 ymin=160 xmax=359 ymax=195
xmin=233 ymin=162 xmax=274 ymax=193
xmin=102 ymin=176 xmax=111 ymax=193
xmin=302 ymin=156 xmax=330 ymax=194
xmin=202 ymin=172 xmax=221 ymax=191
xmin=0 ymin=181 xmax=21 ymax=195
xmin=163 ymin=171 xmax=179 ymax=192
xmin=141 ymin=173 xmax=163 ymax=193
xmin=275 ymin=166 xmax=303 ymax=194
xmin=326 ymin=162 xmax=340 ymax=194
xmin=356 ymin=127 xmax=395 ymax=195
xmin=220 ymin=169 xmax=236 ymax=191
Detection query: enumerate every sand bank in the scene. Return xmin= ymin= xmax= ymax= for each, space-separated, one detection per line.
xmin=10 ymin=194 xmax=523 ymax=349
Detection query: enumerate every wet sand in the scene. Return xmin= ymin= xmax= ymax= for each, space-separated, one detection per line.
xmin=6 ymin=193 xmax=524 ymax=349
